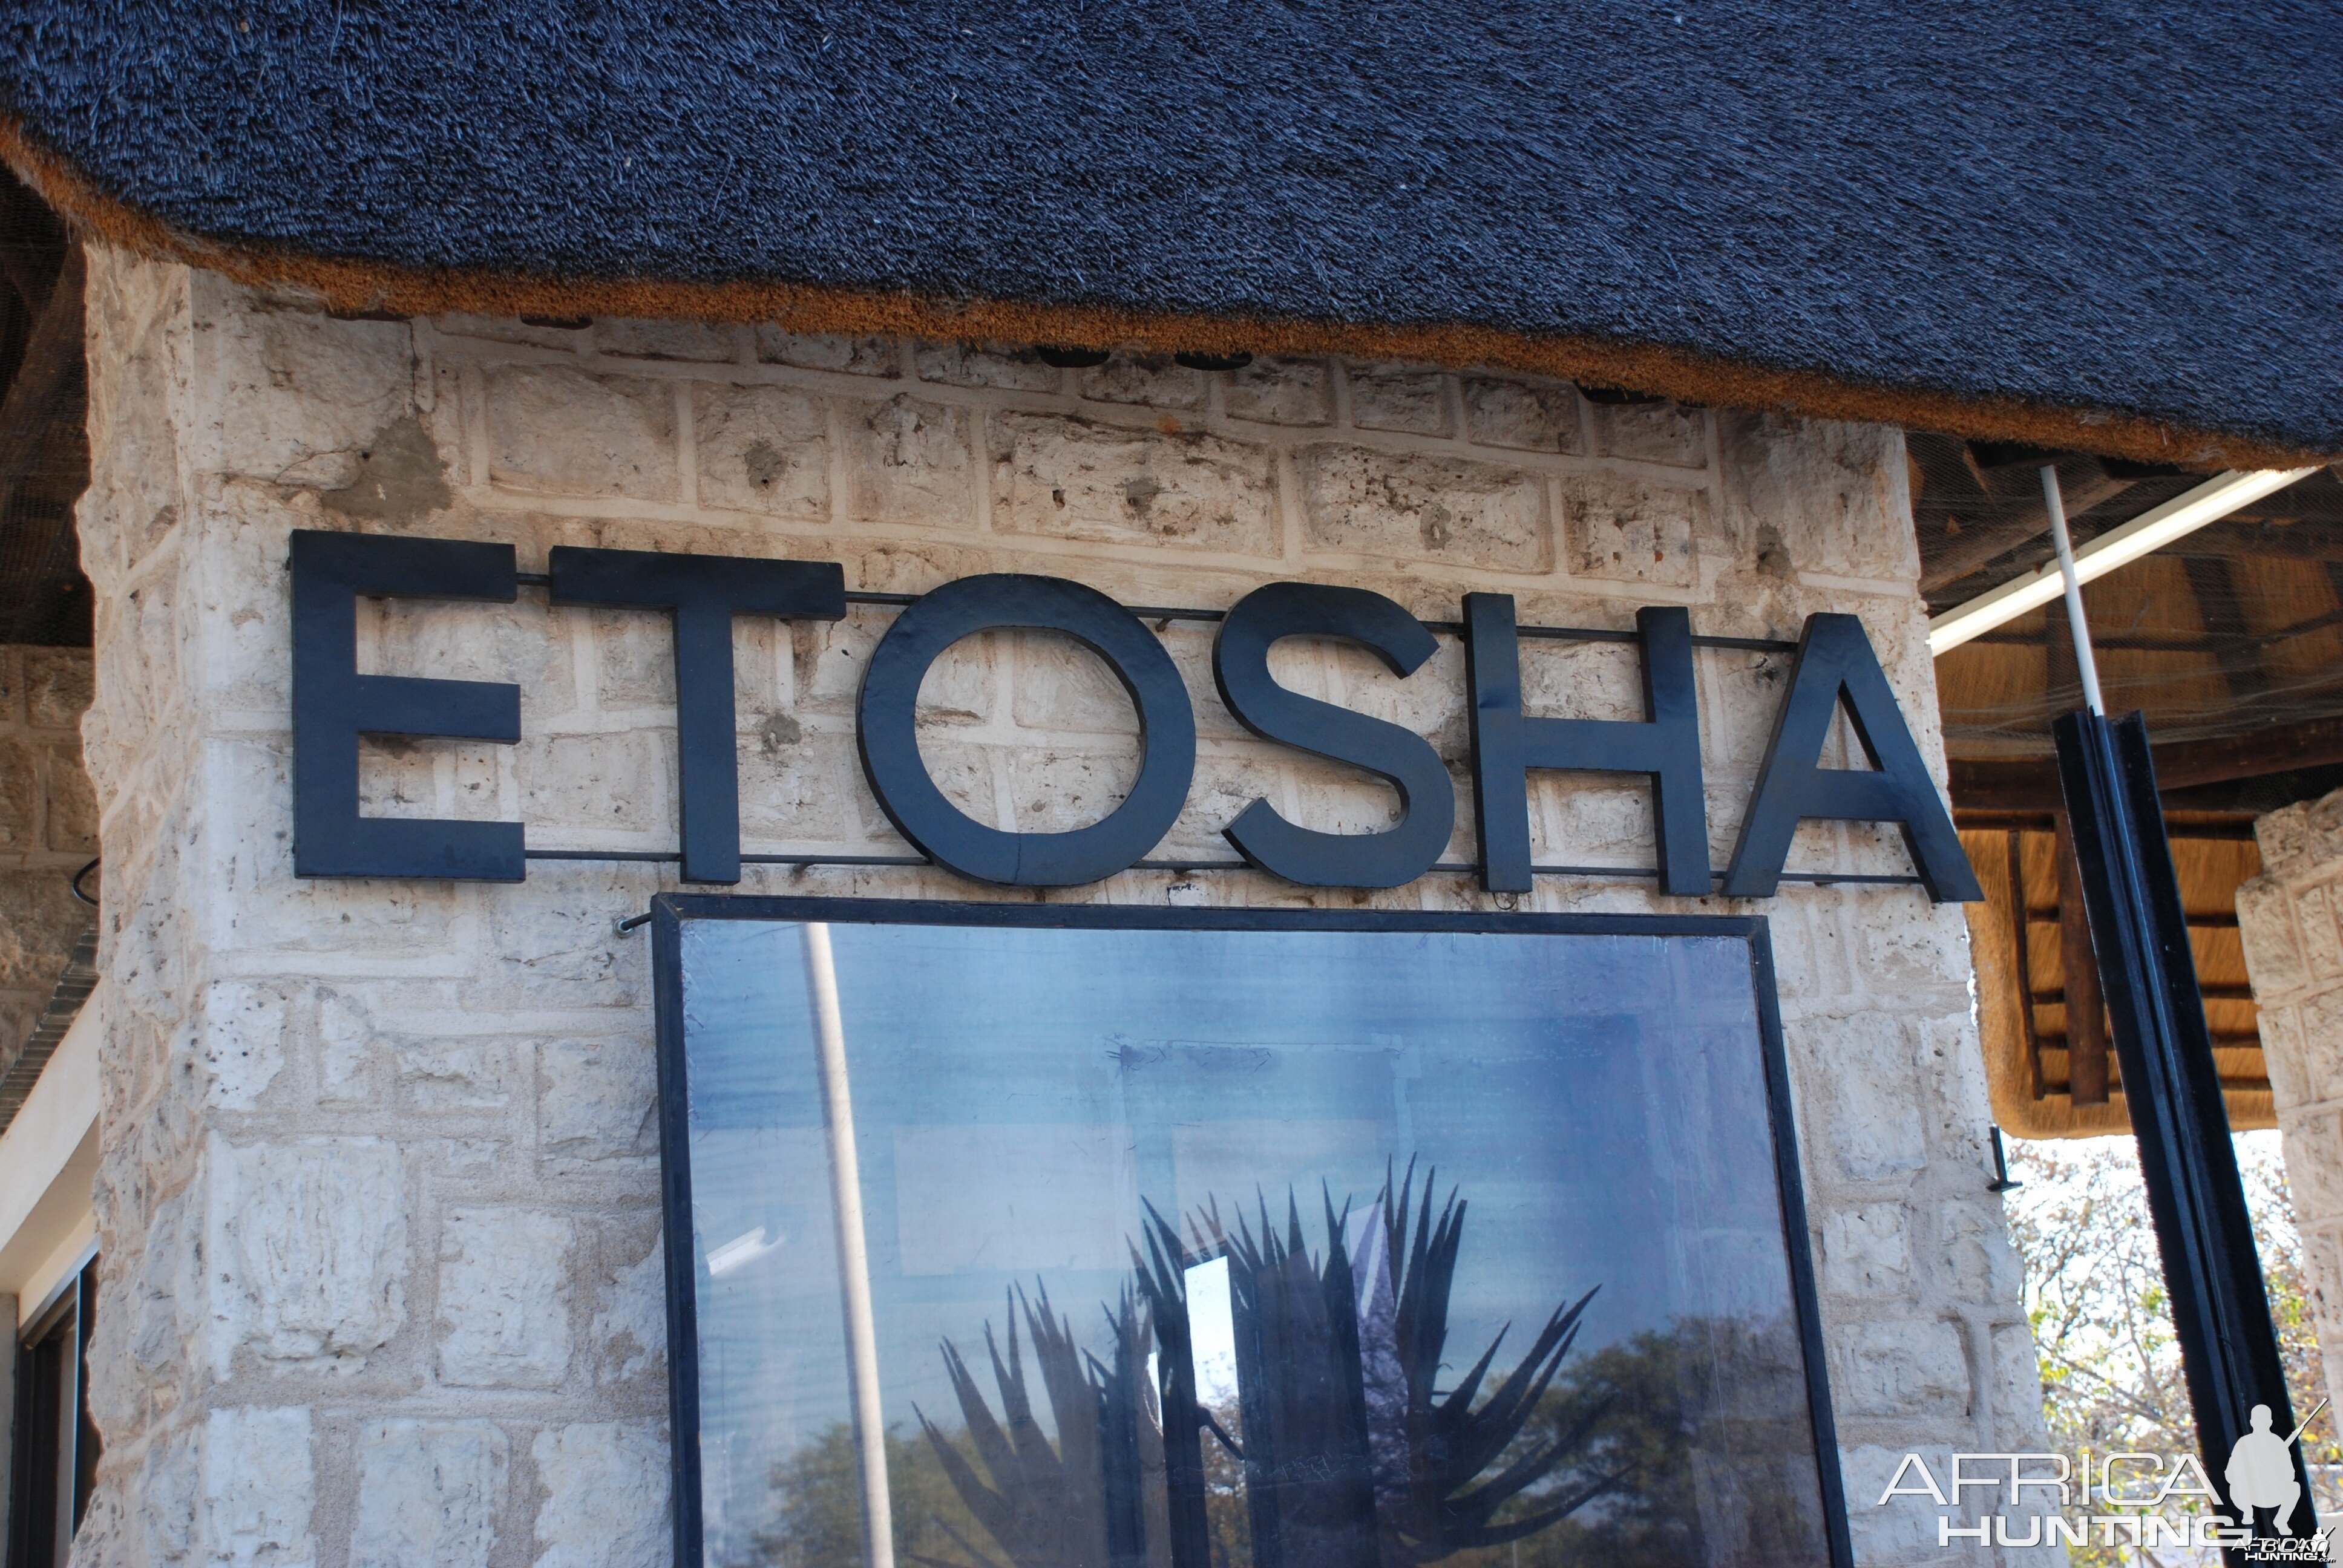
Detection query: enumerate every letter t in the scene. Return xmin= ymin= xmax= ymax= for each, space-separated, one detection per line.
xmin=548 ymin=547 xmax=845 ymax=883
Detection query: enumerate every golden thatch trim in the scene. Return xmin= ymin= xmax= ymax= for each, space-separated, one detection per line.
xmin=1967 ymin=900 xmax=2275 ymax=1140
xmin=2 ymin=120 xmax=2328 ymax=472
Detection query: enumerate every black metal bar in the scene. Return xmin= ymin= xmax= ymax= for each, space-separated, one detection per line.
xmin=1987 ymin=1126 xmax=2022 ymax=1193
xmin=520 ymin=846 xmax=1925 ymax=887
xmin=2054 ymin=710 xmax=2305 ymax=1552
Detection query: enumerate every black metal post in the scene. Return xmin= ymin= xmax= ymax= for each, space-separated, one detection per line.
xmin=2053 ymin=710 xmax=2309 ymax=1551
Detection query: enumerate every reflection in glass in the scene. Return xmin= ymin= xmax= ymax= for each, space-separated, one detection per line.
xmin=679 ymin=920 xmax=1835 ymax=1568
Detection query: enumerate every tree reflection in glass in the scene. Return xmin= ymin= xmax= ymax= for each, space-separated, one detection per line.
xmin=898 ymin=1165 xmax=1619 ymax=1568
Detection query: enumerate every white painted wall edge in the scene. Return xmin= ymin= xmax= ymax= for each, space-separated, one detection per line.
xmin=0 ymin=985 xmax=100 ymax=1321
xmin=1927 ymin=468 xmax=2319 ymax=656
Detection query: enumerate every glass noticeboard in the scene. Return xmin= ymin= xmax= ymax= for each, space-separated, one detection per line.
xmin=652 ymin=898 xmax=1850 ymax=1568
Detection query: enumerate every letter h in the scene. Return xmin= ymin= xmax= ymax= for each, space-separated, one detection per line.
xmin=1463 ymin=595 xmax=1708 ymax=895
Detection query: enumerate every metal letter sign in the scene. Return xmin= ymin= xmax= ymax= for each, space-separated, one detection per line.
xmin=1723 ymin=613 xmax=1982 ymax=901
xmin=1464 ymin=595 xmax=1708 ymax=895
xmin=284 ymin=529 xmax=1976 ymax=901
xmin=548 ymin=547 xmax=845 ymax=884
xmin=856 ymin=574 xmax=1196 ymax=886
xmin=1212 ymin=583 xmax=1454 ymax=887
xmin=290 ymin=531 xmax=524 ymax=880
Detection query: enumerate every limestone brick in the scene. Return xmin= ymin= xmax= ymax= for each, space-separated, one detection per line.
xmin=1077 ymin=351 xmax=1210 ymax=411
xmin=350 ymin=1419 xmax=506 ymax=1568
xmin=755 ymin=327 xmax=900 ymax=377
xmin=1222 ymin=357 xmax=1334 ymax=426
xmin=195 ymin=981 xmax=289 ymax=1110
xmin=1345 ymin=363 xmax=1450 ymax=436
xmin=843 ymin=393 xmax=975 ymax=527
xmin=487 ymin=365 xmax=678 ymax=501
xmin=540 ymin=1038 xmax=658 ymax=1169
xmin=2238 ymin=874 xmax=2309 ymax=998
xmin=67 ymin=251 xmax=2043 ymax=1568
xmin=532 ymin=1423 xmax=670 ymax=1568
xmin=205 ymin=1136 xmax=407 ymax=1374
xmin=1590 ymin=397 xmax=1708 ymax=468
xmin=439 ymin=1206 xmax=575 ymax=1387
xmin=1831 ymin=1318 xmax=1970 ymax=1417
xmin=1561 ymin=471 xmax=1702 ymax=588
xmin=2238 ymin=786 xmax=2343 ymax=1437
xmin=1460 ymin=374 xmax=1582 ymax=454
xmin=24 ymin=645 xmax=93 ymax=725
xmin=200 ymin=1406 xmax=317 ymax=1568
xmin=913 ymin=338 xmax=1062 ymax=392
xmin=590 ymin=318 xmax=736 ymax=364
xmin=1297 ymin=445 xmax=1548 ymax=571
xmin=989 ymin=411 xmax=1279 ymax=554
xmin=0 ymin=644 xmax=93 ymax=1081
xmin=692 ymin=382 xmax=830 ymax=520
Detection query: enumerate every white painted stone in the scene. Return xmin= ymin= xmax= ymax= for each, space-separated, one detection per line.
xmin=540 ymin=1039 xmax=658 ymax=1168
xmin=1561 ymin=471 xmax=1702 ymax=588
xmin=1460 ymin=374 xmax=1581 ymax=454
xmin=532 ymin=1423 xmax=670 ymax=1568
xmin=989 ymin=411 xmax=1278 ymax=554
xmin=195 ymin=982 xmax=288 ymax=1109
xmin=350 ymin=1419 xmax=506 ymax=1568
xmin=1345 ymin=362 xmax=1449 ymax=435
xmin=1297 ymin=445 xmax=1547 ymax=570
xmin=200 ymin=1406 xmax=316 ymax=1567
xmin=1821 ymin=1204 xmax=1914 ymax=1298
xmin=438 ymin=1206 xmax=574 ymax=1387
xmin=591 ymin=1240 xmax=667 ymax=1384
xmin=1832 ymin=1317 xmax=1970 ymax=1417
xmin=205 ymin=1137 xmax=406 ymax=1374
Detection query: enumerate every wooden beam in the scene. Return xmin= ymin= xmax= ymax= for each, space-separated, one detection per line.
xmin=2175 ymin=521 xmax=2343 ymax=564
xmin=1952 ymin=715 xmax=2343 ymax=810
xmin=1919 ymin=463 xmax=2132 ymax=593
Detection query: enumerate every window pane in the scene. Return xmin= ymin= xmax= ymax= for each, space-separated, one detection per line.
xmin=678 ymin=918 xmax=1833 ymax=1568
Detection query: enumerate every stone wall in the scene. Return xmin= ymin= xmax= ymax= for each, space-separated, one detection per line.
xmin=69 ymin=246 xmax=2050 ymax=1567
xmin=0 ymin=642 xmax=96 ymax=1086
xmin=2238 ymin=791 xmax=2343 ymax=1431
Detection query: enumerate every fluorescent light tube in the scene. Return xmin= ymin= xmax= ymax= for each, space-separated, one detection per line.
xmin=1927 ymin=468 xmax=2318 ymax=656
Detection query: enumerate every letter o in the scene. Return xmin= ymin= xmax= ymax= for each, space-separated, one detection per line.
xmin=856 ymin=575 xmax=1196 ymax=886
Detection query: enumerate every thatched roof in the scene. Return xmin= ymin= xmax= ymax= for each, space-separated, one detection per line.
xmin=0 ymin=4 xmax=2338 ymax=465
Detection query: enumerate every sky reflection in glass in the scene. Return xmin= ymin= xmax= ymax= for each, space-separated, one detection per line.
xmin=677 ymin=916 xmax=1835 ymax=1568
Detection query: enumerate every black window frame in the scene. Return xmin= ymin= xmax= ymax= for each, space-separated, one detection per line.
xmin=648 ymin=893 xmax=1853 ymax=1568
xmin=7 ymin=1255 xmax=97 ymax=1568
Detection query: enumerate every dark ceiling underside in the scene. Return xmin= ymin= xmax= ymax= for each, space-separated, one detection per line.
xmin=0 ymin=164 xmax=84 ymax=646
xmin=1919 ymin=433 xmax=2343 ymax=814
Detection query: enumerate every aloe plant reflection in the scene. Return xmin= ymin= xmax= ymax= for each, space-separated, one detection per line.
xmin=899 ymin=1166 xmax=1610 ymax=1568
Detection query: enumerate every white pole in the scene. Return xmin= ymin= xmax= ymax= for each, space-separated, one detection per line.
xmin=801 ymin=921 xmax=894 ymax=1568
xmin=2040 ymin=465 xmax=2106 ymax=717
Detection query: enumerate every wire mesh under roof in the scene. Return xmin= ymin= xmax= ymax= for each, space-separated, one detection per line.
xmin=1920 ymin=433 xmax=2343 ymax=761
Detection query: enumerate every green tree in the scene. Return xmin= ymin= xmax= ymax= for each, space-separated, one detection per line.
xmin=761 ymin=1422 xmax=986 ymax=1568
xmin=2004 ymin=1131 xmax=2336 ymax=1566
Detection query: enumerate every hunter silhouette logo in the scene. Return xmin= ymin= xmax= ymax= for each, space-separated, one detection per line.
xmin=2227 ymin=1398 xmax=2327 ymax=1539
